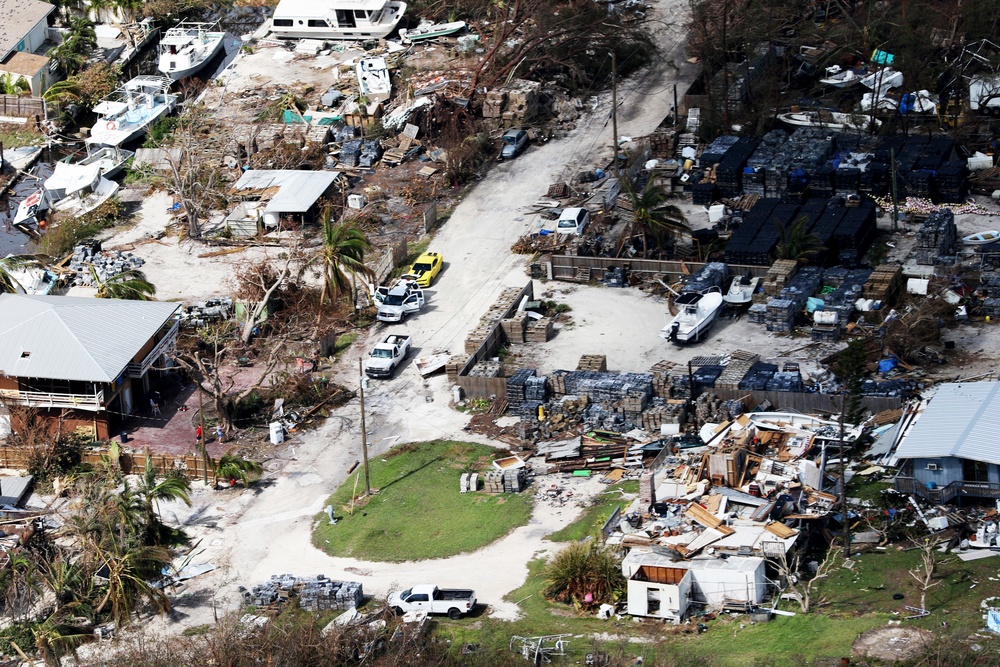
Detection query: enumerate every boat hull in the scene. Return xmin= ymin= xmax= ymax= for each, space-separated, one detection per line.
xmin=159 ymin=35 xmax=226 ymax=80
xmin=660 ymin=291 xmax=724 ymax=344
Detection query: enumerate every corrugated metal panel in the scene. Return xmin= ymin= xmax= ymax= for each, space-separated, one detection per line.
xmin=894 ymin=381 xmax=1000 ymax=464
xmin=0 ymin=475 xmax=32 ymax=507
xmin=230 ymin=170 xmax=338 ymax=213
xmin=0 ymin=295 xmax=179 ymax=382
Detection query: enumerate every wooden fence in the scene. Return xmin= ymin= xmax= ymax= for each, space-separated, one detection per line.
xmin=549 ymin=255 xmax=771 ymax=282
xmin=0 ymin=446 xmax=221 ymax=484
xmin=710 ymin=388 xmax=902 ymax=414
xmin=0 ymin=95 xmax=46 ymax=120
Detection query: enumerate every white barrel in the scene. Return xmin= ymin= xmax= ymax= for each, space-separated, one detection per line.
xmin=269 ymin=422 xmax=284 ymax=445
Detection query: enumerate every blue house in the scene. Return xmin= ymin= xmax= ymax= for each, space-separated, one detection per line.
xmin=894 ymin=381 xmax=1000 ymax=504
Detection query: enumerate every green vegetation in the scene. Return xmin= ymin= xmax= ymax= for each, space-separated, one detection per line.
xmin=332 ymin=332 xmax=358 ymax=356
xmin=544 ymin=541 xmax=624 ymax=606
xmin=40 ymin=197 xmax=124 ymax=257
xmin=313 ymin=441 xmax=532 ymax=561
xmin=549 ymin=481 xmax=637 ymax=542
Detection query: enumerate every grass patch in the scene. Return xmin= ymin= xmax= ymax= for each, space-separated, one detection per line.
xmin=182 ymin=624 xmax=211 ymax=636
xmin=845 ymin=478 xmax=892 ymax=503
xmin=332 ymin=332 xmax=358 ymax=356
xmin=313 ymin=441 xmax=532 ymax=561
xmin=548 ymin=481 xmax=638 ymax=543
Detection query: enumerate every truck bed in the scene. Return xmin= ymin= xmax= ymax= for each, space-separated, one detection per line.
xmin=435 ymin=589 xmax=475 ymax=601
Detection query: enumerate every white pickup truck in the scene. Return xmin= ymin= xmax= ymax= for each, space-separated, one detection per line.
xmin=364 ymin=334 xmax=411 ymax=379
xmin=387 ymin=584 xmax=476 ymax=619
xmin=376 ymin=283 xmax=425 ymax=323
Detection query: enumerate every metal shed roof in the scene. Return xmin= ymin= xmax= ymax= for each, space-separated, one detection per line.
xmin=0 ymin=0 xmax=54 ymax=60
xmin=0 ymin=475 xmax=33 ymax=507
xmin=894 ymin=381 xmax=1000 ymax=465
xmin=230 ymin=170 xmax=339 ymax=213
xmin=0 ymin=294 xmax=179 ymax=383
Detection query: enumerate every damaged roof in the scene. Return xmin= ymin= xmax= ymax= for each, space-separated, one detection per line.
xmin=0 ymin=0 xmax=53 ymax=60
xmin=894 ymin=381 xmax=1000 ymax=465
xmin=230 ymin=170 xmax=339 ymax=213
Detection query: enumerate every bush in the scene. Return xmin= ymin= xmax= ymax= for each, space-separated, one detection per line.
xmin=544 ymin=541 xmax=625 ymax=607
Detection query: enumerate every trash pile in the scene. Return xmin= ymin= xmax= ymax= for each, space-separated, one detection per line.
xmin=242 ymin=574 xmax=363 ymax=613
xmin=177 ymin=297 xmax=233 ymax=329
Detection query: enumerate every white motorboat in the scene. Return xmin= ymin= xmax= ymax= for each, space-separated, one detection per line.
xmin=818 ymin=65 xmax=861 ymax=89
xmin=13 ymin=162 xmax=120 ymax=228
xmin=357 ymin=56 xmax=392 ymax=104
xmin=777 ymin=110 xmax=882 ymax=133
xmin=271 ymin=0 xmax=408 ymax=40
xmin=860 ymin=67 xmax=903 ymax=93
xmin=158 ymin=22 xmax=226 ymax=80
xmin=723 ymin=272 xmax=761 ymax=305
xmin=69 ymin=145 xmax=134 ymax=180
xmin=971 ymin=522 xmax=1000 ymax=549
xmin=88 ymin=76 xmax=179 ymax=148
xmin=399 ymin=20 xmax=466 ymax=44
xmin=963 ymin=230 xmax=1000 ymax=245
xmin=660 ymin=288 xmax=724 ymax=344
xmin=2 ymin=256 xmax=58 ymax=295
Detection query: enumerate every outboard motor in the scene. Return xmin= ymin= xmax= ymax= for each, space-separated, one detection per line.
xmin=667 ymin=322 xmax=680 ymax=342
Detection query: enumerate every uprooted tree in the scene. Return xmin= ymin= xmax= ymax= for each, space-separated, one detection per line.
xmin=769 ymin=548 xmax=838 ymax=613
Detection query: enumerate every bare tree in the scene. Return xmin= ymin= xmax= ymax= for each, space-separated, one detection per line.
xmin=770 ymin=548 xmax=838 ymax=613
xmin=908 ymin=538 xmax=941 ymax=613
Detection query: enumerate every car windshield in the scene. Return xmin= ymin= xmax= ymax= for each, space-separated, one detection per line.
xmin=371 ymin=349 xmax=392 ymax=359
xmin=383 ymin=294 xmax=405 ymax=306
xmin=413 ymin=262 xmax=432 ymax=272
xmin=558 ymin=220 xmax=575 ymax=228
xmin=400 ymin=588 xmax=412 ymax=600
xmin=504 ymin=135 xmax=518 ymax=144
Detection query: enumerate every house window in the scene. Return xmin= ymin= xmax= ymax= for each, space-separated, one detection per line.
xmin=963 ymin=459 xmax=989 ymax=483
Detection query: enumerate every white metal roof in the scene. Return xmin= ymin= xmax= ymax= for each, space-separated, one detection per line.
xmin=894 ymin=381 xmax=1000 ymax=464
xmin=230 ymin=170 xmax=339 ymax=213
xmin=0 ymin=295 xmax=179 ymax=383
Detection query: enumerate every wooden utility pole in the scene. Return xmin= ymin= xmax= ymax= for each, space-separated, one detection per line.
xmin=890 ymin=147 xmax=900 ymax=232
xmin=358 ymin=359 xmax=371 ymax=496
xmin=198 ymin=383 xmax=208 ymax=484
xmin=610 ymin=50 xmax=619 ymax=176
xmin=839 ymin=391 xmax=850 ymax=560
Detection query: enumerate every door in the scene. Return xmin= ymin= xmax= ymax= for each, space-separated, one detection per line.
xmin=122 ymin=386 xmax=133 ymax=415
xmin=403 ymin=295 xmax=420 ymax=314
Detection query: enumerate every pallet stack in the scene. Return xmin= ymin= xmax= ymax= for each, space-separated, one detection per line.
xmin=641 ymin=400 xmax=687 ymax=430
xmin=482 ymin=469 xmax=527 ymax=493
xmin=467 ymin=360 xmax=501 ymax=377
xmin=765 ymin=298 xmax=797 ymax=332
xmin=501 ymin=313 xmax=529 ymax=344
xmin=482 ymin=471 xmax=506 ymax=494
xmin=914 ymin=209 xmax=956 ymax=265
xmin=650 ymin=360 xmax=677 ymax=397
xmin=525 ymin=317 xmax=554 ymax=343
xmin=506 ymin=368 xmax=536 ymax=415
xmin=763 ymin=260 xmax=799 ymax=296
xmin=715 ymin=350 xmax=760 ymax=390
xmin=577 ymin=354 xmax=608 ymax=372
xmin=446 ymin=355 xmax=467 ymax=383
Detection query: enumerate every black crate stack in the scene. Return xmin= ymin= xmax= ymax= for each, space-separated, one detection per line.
xmin=702 ymin=135 xmax=742 ymax=165
xmin=739 ymin=362 xmax=779 ymax=390
xmin=829 ymin=200 xmax=877 ymax=264
xmin=506 ymin=368 xmax=536 ymax=415
xmin=716 ymin=137 xmax=760 ymax=198
xmin=724 ymin=199 xmax=780 ymax=265
xmin=914 ymin=209 xmax=957 ymax=266
xmin=936 ymin=161 xmax=968 ymax=203
xmin=682 ymin=261 xmax=729 ymax=293
xmin=745 ymin=130 xmax=789 ymax=197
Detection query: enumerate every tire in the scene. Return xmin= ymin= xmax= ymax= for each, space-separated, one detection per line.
xmin=447 ymin=607 xmax=463 ymax=620
xmin=392 ymin=606 xmax=404 ymax=616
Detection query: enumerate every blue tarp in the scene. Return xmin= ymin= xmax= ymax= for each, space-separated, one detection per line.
xmin=878 ymin=357 xmax=898 ymax=373
xmin=806 ymin=297 xmax=825 ymax=313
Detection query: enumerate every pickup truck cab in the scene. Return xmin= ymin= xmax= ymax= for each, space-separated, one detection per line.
xmin=371 ymin=276 xmax=419 ymax=307
xmin=388 ymin=584 xmax=476 ymax=620
xmin=556 ymin=207 xmax=591 ymax=235
xmin=364 ymin=334 xmax=411 ymax=379
xmin=376 ymin=284 xmax=425 ymax=323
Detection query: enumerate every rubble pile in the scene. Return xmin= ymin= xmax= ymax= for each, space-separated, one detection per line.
xmin=178 ymin=297 xmax=233 ymax=329
xmin=70 ymin=242 xmax=145 ymax=287
xmin=244 ymin=575 xmax=363 ymax=613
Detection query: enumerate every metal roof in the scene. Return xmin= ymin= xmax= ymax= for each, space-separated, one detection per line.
xmin=230 ymin=170 xmax=338 ymax=213
xmin=895 ymin=381 xmax=1000 ymax=465
xmin=0 ymin=475 xmax=33 ymax=507
xmin=0 ymin=295 xmax=179 ymax=383
xmin=0 ymin=0 xmax=53 ymax=60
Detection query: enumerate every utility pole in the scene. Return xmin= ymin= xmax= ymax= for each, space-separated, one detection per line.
xmin=358 ymin=359 xmax=371 ymax=496
xmin=890 ymin=147 xmax=900 ymax=232
xmin=610 ymin=50 xmax=619 ymax=177
xmin=198 ymin=383 xmax=208 ymax=484
xmin=839 ymin=391 xmax=850 ymax=560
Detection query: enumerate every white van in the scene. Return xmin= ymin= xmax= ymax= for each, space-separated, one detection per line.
xmin=556 ymin=207 xmax=591 ymax=235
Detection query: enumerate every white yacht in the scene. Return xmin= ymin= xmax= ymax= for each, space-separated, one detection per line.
xmin=270 ymin=0 xmax=407 ymax=40
xmin=88 ymin=76 xmax=179 ymax=148
xmin=357 ymin=56 xmax=391 ymax=106
xmin=158 ymin=22 xmax=226 ymax=80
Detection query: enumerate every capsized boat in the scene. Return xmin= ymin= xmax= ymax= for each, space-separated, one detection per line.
xmin=88 ymin=76 xmax=179 ymax=148
xmin=860 ymin=67 xmax=903 ymax=92
xmin=963 ymin=230 xmax=1000 ymax=245
xmin=270 ymin=0 xmax=407 ymax=40
xmin=723 ymin=272 xmax=761 ymax=305
xmin=660 ymin=288 xmax=724 ymax=344
xmin=158 ymin=22 xmax=226 ymax=80
xmin=13 ymin=162 xmax=120 ymax=228
xmin=776 ymin=110 xmax=881 ymax=133
xmin=67 ymin=145 xmax=134 ymax=180
xmin=1 ymin=256 xmax=58 ymax=295
xmin=399 ymin=20 xmax=466 ymax=44
xmin=818 ymin=65 xmax=861 ymax=88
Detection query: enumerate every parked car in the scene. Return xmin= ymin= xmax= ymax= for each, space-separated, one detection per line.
xmin=388 ymin=584 xmax=476 ymax=619
xmin=556 ymin=207 xmax=591 ymax=235
xmin=500 ymin=129 xmax=529 ymax=159
xmin=364 ymin=334 xmax=411 ymax=379
xmin=376 ymin=284 xmax=425 ymax=323
xmin=408 ymin=251 xmax=443 ymax=287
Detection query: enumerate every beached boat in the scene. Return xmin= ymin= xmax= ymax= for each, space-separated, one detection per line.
xmin=68 ymin=145 xmax=134 ymax=180
xmin=723 ymin=273 xmax=761 ymax=305
xmin=270 ymin=0 xmax=407 ymax=40
xmin=963 ymin=230 xmax=1000 ymax=245
xmin=860 ymin=67 xmax=903 ymax=92
xmin=399 ymin=20 xmax=466 ymax=43
xmin=158 ymin=22 xmax=226 ymax=80
xmin=2 ymin=256 xmax=58 ymax=295
xmin=776 ymin=110 xmax=881 ymax=132
xmin=357 ymin=56 xmax=391 ymax=103
xmin=13 ymin=162 xmax=120 ymax=228
xmin=818 ymin=65 xmax=861 ymax=89
xmin=660 ymin=288 xmax=724 ymax=344
xmin=88 ymin=76 xmax=179 ymax=148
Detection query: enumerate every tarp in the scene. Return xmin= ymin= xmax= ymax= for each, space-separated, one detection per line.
xmin=878 ymin=357 xmax=898 ymax=373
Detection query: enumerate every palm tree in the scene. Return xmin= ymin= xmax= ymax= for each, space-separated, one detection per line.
xmin=773 ymin=215 xmax=825 ymax=263
xmin=621 ymin=174 xmax=690 ymax=256
xmin=311 ymin=211 xmax=374 ymax=307
xmin=136 ymin=452 xmax=192 ymax=545
xmin=42 ymin=78 xmax=82 ymax=104
xmin=0 ymin=72 xmax=30 ymax=95
xmin=0 ymin=255 xmax=43 ymax=294
xmin=30 ymin=604 xmax=95 ymax=667
xmin=91 ymin=267 xmax=156 ymax=300
xmin=48 ymin=17 xmax=98 ymax=77
xmin=91 ymin=539 xmax=172 ymax=627
xmin=215 ymin=451 xmax=263 ymax=488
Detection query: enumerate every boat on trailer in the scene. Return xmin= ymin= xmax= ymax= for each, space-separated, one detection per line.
xmin=270 ymin=0 xmax=408 ymax=40
xmin=660 ymin=288 xmax=724 ymax=344
xmin=723 ymin=272 xmax=761 ymax=305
